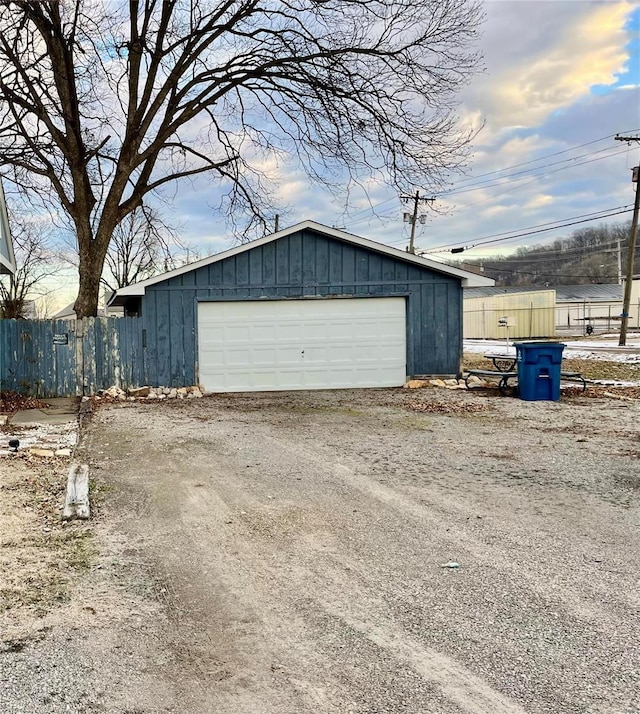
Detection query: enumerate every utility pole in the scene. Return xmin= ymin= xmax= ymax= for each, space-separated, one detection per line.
xmin=401 ymin=191 xmax=435 ymax=253
xmin=274 ymin=214 xmax=279 ymax=233
xmin=615 ymin=134 xmax=640 ymax=346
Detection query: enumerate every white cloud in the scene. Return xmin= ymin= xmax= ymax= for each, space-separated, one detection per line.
xmin=524 ymin=194 xmax=555 ymax=210
xmin=480 ymin=204 xmax=511 ymax=219
xmin=468 ymin=1 xmax=633 ymax=131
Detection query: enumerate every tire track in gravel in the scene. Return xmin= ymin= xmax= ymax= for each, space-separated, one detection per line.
xmin=173 ymin=476 xmax=526 ymax=714
xmin=265 ymin=432 xmax=638 ymax=630
xmin=84 ymin=396 xmax=640 ymax=713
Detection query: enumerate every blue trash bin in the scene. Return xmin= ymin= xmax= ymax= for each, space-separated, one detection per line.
xmin=515 ymin=342 xmax=565 ymax=401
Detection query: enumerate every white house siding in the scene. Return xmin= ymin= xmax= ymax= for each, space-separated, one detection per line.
xmin=0 ymin=179 xmax=16 ymax=275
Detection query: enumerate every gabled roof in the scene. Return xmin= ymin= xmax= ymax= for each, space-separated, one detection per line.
xmin=0 ymin=179 xmax=16 ymax=275
xmin=109 ymin=220 xmax=493 ymax=304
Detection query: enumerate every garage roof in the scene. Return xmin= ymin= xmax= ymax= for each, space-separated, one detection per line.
xmin=109 ymin=220 xmax=493 ymax=304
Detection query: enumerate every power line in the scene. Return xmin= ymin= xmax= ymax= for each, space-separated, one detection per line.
xmin=461 ymin=263 xmax=620 ymax=280
xmin=474 ymin=248 xmax=623 ymax=265
xmin=438 ymin=209 xmax=633 ymax=252
xmin=440 ymin=148 xmax=631 ymax=198
xmin=423 ymin=206 xmax=633 ymax=253
xmin=441 ymin=145 xmax=621 ymax=194
xmin=349 ymin=150 xmax=634 ymax=246
xmin=462 ymin=231 xmax=633 ymax=263
xmin=342 ymin=195 xmax=399 ymax=222
xmin=343 ymin=132 xmax=639 ymax=229
xmin=447 ymin=131 xmax=636 ymax=185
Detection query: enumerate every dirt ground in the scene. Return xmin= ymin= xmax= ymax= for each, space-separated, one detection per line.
xmin=2 ymin=385 xmax=640 ymax=713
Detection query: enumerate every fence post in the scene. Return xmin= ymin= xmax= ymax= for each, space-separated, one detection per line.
xmin=111 ymin=318 xmax=121 ymax=389
xmin=74 ymin=318 xmax=85 ymax=396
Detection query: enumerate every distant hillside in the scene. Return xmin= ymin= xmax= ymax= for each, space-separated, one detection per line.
xmin=447 ymin=221 xmax=634 ymax=287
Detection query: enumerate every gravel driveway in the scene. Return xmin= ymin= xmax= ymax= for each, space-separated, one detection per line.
xmin=2 ymin=387 xmax=640 ymax=713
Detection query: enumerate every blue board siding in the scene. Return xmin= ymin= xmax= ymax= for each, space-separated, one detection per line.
xmin=138 ymin=228 xmax=463 ymax=386
xmin=1 ymin=230 xmax=463 ymax=394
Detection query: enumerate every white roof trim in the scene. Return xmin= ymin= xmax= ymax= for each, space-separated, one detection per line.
xmin=0 ymin=179 xmax=16 ymax=275
xmin=109 ymin=220 xmax=493 ymax=303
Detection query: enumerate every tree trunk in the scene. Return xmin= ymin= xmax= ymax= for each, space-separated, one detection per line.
xmin=73 ymin=223 xmax=112 ymax=318
xmin=74 ymin=269 xmax=101 ymax=318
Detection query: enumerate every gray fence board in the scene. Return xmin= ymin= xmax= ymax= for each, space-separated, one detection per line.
xmin=0 ymin=317 xmax=145 ymax=397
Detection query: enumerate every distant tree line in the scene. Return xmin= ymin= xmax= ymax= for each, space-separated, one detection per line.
xmin=452 ymin=221 xmax=633 ymax=287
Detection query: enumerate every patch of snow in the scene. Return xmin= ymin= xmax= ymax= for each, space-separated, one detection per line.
xmin=464 ymin=339 xmax=640 ymax=364
xmin=464 ymin=338 xmax=640 ymax=386
xmin=0 ymin=421 xmax=77 ymax=454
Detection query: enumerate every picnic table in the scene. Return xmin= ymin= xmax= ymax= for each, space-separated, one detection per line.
xmin=465 ymin=352 xmax=586 ymax=395
xmin=464 ymin=353 xmax=518 ymax=395
xmin=484 ymin=352 xmax=517 ymax=372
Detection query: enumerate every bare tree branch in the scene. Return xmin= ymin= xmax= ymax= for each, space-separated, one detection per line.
xmin=101 ymin=204 xmax=196 ymax=292
xmin=0 ymin=207 xmax=64 ymax=318
xmin=0 ymin=0 xmax=484 ymax=316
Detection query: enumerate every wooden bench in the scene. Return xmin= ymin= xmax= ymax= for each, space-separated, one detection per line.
xmin=465 ymin=369 xmax=518 ymax=396
xmin=465 ymin=369 xmax=587 ymax=395
xmin=560 ymin=371 xmax=587 ymax=392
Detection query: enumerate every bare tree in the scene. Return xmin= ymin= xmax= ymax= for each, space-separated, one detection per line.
xmin=0 ymin=217 xmax=63 ymax=318
xmin=0 ymin=0 xmax=483 ymax=317
xmin=102 ymin=204 xmax=194 ymax=293
xmin=34 ymin=292 xmax=57 ymax=319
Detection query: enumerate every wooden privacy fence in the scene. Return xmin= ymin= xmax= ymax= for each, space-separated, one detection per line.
xmin=0 ymin=317 xmax=145 ymax=397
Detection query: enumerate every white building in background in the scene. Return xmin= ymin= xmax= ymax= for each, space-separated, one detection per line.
xmin=629 ymin=278 xmax=640 ymax=321
xmin=463 ymin=283 xmax=640 ymax=338
xmin=463 ymin=289 xmax=556 ymax=339
xmin=0 ymin=179 xmax=16 ymax=275
xmin=52 ymin=301 xmax=124 ymax=320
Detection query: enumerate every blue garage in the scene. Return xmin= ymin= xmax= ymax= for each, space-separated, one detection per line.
xmin=108 ymin=221 xmax=492 ymax=392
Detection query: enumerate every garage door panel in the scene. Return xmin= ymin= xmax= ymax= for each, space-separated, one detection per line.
xmin=275 ymin=347 xmax=307 ymax=364
xmin=204 ymin=327 xmax=227 ymax=343
xmin=197 ymin=298 xmax=406 ymax=392
xmin=250 ymin=348 xmax=278 ymax=365
xmin=252 ymin=325 xmax=278 ymax=341
xmin=222 ymin=325 xmax=251 ymax=342
xmin=377 ymin=344 xmax=405 ymax=359
xmin=224 ymin=351 xmax=248 ymax=366
xmin=277 ymin=324 xmax=304 ymax=340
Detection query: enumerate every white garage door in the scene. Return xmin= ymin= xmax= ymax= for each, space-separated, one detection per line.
xmin=197 ymin=297 xmax=406 ymax=393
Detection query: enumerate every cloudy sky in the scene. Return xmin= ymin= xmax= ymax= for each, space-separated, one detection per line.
xmin=418 ymin=0 xmax=640 ymax=262
xmin=33 ymin=0 xmax=640 ymax=310
xmin=164 ymin=0 xmax=640 ymax=263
